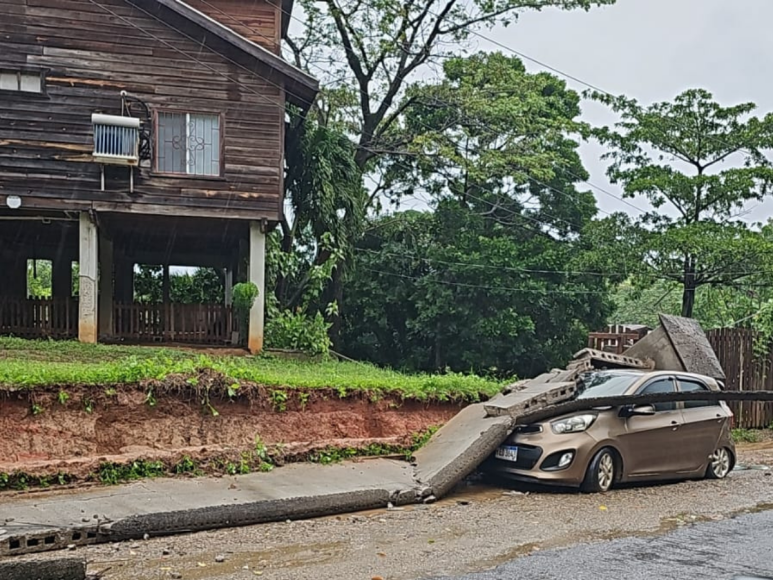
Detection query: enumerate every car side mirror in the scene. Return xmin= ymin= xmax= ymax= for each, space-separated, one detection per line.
xmin=620 ymin=404 xmax=657 ymax=418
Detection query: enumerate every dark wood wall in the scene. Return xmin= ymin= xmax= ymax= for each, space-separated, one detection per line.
xmin=0 ymin=0 xmax=287 ymax=221
xmin=186 ymin=0 xmax=281 ymax=53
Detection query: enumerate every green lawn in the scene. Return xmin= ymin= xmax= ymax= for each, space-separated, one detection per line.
xmin=0 ymin=337 xmax=505 ymax=401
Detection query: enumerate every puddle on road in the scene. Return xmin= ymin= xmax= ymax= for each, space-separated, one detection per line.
xmin=734 ymin=464 xmax=771 ymax=472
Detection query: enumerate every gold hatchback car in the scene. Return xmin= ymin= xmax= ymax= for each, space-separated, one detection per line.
xmin=485 ymin=369 xmax=735 ymax=493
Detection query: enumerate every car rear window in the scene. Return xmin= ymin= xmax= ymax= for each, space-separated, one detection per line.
xmin=576 ymin=372 xmax=642 ymax=399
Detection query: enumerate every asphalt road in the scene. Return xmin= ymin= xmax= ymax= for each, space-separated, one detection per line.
xmin=430 ymin=509 xmax=773 ymax=580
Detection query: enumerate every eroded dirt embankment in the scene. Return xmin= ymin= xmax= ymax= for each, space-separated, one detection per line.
xmin=0 ymin=372 xmax=464 ymax=478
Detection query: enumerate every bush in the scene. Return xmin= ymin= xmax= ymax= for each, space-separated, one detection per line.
xmin=265 ymin=309 xmax=332 ymax=355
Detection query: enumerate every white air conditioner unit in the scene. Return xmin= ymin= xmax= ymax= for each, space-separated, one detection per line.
xmin=92 ymin=113 xmax=140 ymax=193
xmin=91 ymin=113 xmax=140 ymax=166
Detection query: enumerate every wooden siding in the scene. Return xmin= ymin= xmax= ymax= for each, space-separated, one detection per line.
xmin=0 ymin=0 xmax=286 ymax=221
xmin=186 ymin=0 xmax=281 ymax=53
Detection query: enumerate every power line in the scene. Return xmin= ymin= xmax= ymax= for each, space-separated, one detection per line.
xmin=357 ymin=247 xmax=769 ymax=281
xmin=180 ymin=0 xmax=646 ymax=220
xmin=361 ymin=267 xmax=609 ymax=295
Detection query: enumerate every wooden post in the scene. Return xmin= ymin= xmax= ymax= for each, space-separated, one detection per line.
xmin=162 ymin=264 xmax=171 ymax=305
xmin=52 ymin=257 xmax=72 ymax=300
xmin=114 ymin=251 xmax=134 ymax=304
xmin=248 ymin=221 xmax=266 ymax=354
xmin=98 ymin=233 xmax=114 ymax=339
xmin=224 ymin=268 xmax=233 ymax=307
xmin=7 ymin=255 xmax=27 ymax=298
xmin=78 ymin=212 xmax=98 ymax=344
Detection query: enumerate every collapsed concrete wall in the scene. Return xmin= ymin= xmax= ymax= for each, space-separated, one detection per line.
xmin=414 ymin=315 xmax=726 ymax=498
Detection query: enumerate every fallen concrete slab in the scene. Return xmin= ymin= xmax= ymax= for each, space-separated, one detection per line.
xmin=412 ymin=403 xmax=513 ymax=499
xmin=0 ymin=557 xmax=86 ymax=580
xmin=0 ymin=459 xmax=417 ymax=557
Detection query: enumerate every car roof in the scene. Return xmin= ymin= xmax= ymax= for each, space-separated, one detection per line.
xmin=589 ymin=369 xmax=720 ymax=388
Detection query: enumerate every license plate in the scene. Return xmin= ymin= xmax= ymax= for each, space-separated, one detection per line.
xmin=495 ymin=445 xmax=519 ymax=462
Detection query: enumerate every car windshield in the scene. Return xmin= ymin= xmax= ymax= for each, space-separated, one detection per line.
xmin=575 ymin=372 xmax=642 ymax=399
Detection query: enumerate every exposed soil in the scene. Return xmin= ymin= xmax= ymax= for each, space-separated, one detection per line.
xmin=0 ymin=380 xmax=463 ymax=477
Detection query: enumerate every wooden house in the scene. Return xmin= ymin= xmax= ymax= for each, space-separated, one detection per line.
xmin=0 ymin=0 xmax=318 ymax=351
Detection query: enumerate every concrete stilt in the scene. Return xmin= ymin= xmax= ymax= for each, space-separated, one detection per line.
xmin=78 ymin=213 xmax=98 ymax=344
xmin=248 ymin=222 xmax=266 ymax=354
xmin=98 ymin=234 xmax=114 ymax=339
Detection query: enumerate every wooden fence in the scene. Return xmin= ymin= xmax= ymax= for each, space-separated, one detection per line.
xmin=0 ymin=297 xmax=78 ymax=339
xmin=707 ymin=327 xmax=773 ymax=429
xmin=113 ymin=302 xmax=236 ymax=345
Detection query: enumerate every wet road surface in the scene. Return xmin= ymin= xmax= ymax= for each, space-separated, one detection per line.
xmin=21 ymin=444 xmax=773 ymax=579
xmin=430 ymin=508 xmax=773 ymax=580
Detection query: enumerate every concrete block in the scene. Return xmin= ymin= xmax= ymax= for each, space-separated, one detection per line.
xmin=0 ymin=557 xmax=86 ymax=580
xmin=571 ymin=348 xmax=653 ymax=370
xmin=484 ymin=382 xmax=577 ymax=418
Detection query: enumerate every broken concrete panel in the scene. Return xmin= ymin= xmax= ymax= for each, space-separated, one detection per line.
xmin=105 ymin=489 xmax=395 ymax=541
xmin=0 ymin=557 xmax=86 ymax=580
xmin=0 ymin=460 xmax=418 ymax=557
xmin=660 ymin=314 xmax=725 ymax=380
xmin=412 ymin=404 xmax=513 ymax=498
xmin=570 ymin=348 xmax=654 ymax=371
xmin=484 ymin=382 xmax=577 ymax=418
xmin=624 ymin=315 xmax=725 ymax=380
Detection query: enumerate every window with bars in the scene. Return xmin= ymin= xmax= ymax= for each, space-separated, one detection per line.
xmin=156 ymin=112 xmax=221 ymax=177
xmin=0 ymin=69 xmax=45 ymax=93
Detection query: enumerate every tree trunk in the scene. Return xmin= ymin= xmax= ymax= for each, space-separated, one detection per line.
xmin=329 ymin=265 xmax=345 ymax=350
xmin=681 ymin=256 xmax=697 ymax=318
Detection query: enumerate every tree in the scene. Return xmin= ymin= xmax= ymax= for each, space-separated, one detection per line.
xmin=27 ymin=260 xmax=52 ymax=298
xmin=610 ymin=279 xmax=772 ymax=330
xmin=290 ymin=0 xmax=616 ymax=172
xmin=343 ymin=206 xmax=616 ymax=378
xmin=386 ymin=52 xmax=595 ymax=231
xmin=341 ymin=54 xmax=619 ymax=377
xmin=592 ymin=89 xmax=773 ymax=318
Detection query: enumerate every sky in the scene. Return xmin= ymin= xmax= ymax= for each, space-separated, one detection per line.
xmin=402 ymin=0 xmax=773 ymax=223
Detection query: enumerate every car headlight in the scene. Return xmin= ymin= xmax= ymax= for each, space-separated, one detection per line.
xmin=551 ymin=414 xmax=597 ymax=434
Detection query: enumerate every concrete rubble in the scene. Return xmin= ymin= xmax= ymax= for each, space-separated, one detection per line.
xmin=0 ymin=557 xmax=86 ymax=580
xmin=0 ymin=314 xmax=727 ymax=562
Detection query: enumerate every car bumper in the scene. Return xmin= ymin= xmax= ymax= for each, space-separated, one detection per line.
xmin=484 ymin=431 xmax=600 ymax=487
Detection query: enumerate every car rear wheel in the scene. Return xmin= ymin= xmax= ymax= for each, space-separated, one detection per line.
xmin=581 ymin=448 xmax=616 ymax=493
xmin=706 ymin=447 xmax=732 ymax=479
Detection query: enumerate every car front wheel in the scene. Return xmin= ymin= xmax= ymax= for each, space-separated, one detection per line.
xmin=581 ymin=448 xmax=617 ymax=493
xmin=706 ymin=447 xmax=732 ymax=479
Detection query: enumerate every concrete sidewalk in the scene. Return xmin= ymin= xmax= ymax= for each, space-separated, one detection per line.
xmin=1 ymin=399 xmax=517 ymax=558
xmin=0 ymin=459 xmax=418 ymax=557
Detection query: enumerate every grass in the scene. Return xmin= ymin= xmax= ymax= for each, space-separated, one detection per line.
xmin=732 ymin=428 xmax=762 ymax=444
xmin=0 ymin=337 xmax=505 ymax=401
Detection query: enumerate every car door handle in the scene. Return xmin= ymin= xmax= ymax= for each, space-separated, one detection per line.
xmin=671 ymin=420 xmax=679 ymax=430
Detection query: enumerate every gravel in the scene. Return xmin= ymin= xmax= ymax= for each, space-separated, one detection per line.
xmin=25 ymin=446 xmax=773 ymax=580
